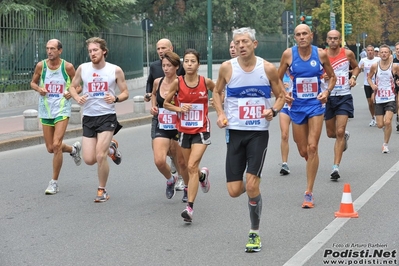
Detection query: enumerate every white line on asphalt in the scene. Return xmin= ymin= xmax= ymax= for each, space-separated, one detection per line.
xmin=283 ymin=160 xmax=399 ymax=266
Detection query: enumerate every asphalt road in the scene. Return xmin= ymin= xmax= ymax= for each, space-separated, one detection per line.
xmin=1 ymin=76 xmax=399 ymax=266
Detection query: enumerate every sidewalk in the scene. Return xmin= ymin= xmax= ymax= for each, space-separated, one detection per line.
xmin=0 ymin=99 xmax=153 ymax=152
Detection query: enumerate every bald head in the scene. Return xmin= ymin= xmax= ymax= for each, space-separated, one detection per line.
xmin=327 ymin=30 xmax=341 ymax=39
xmin=294 ymin=24 xmax=311 ymax=35
xmin=326 ymin=30 xmax=341 ymax=49
xmin=157 ymin=38 xmax=172 ymax=48
xmin=156 ymin=38 xmax=173 ymax=59
xmin=47 ymin=39 xmax=62 ymax=50
xmin=293 ymin=24 xmax=313 ymax=47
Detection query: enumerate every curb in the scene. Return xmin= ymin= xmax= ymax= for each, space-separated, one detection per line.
xmin=0 ymin=115 xmax=153 ymax=152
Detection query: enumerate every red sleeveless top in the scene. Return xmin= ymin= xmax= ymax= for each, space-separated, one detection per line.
xmin=176 ymin=75 xmax=210 ymax=134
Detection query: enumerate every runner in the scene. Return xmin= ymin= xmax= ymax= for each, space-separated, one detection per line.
xmin=213 ymin=27 xmax=285 ymax=252
xmin=367 ymin=44 xmax=399 ymax=153
xmin=146 ymin=38 xmax=185 ymax=191
xmin=324 ymin=30 xmax=360 ymax=180
xmin=279 ymin=70 xmax=293 ymax=175
xmin=163 ymin=48 xmax=215 ymax=223
xmin=69 ymin=37 xmax=129 ymax=202
xmin=30 ymin=39 xmax=82 ymax=195
xmin=278 ymin=24 xmax=336 ymax=208
xmin=359 ymin=45 xmax=380 ymax=126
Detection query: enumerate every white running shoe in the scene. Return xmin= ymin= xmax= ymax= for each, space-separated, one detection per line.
xmin=175 ymin=176 xmax=185 ymax=191
xmin=382 ymin=144 xmax=390 ymax=154
xmin=71 ymin=141 xmax=82 ymax=166
xmin=369 ymin=119 xmax=376 ymax=127
xmin=45 ymin=180 xmax=59 ymax=195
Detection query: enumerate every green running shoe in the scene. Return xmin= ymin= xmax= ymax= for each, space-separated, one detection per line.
xmin=245 ymin=232 xmax=262 ymax=253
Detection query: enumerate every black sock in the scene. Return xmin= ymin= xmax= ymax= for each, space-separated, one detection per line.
xmin=188 ymin=202 xmax=194 ymax=209
xmin=248 ymin=194 xmax=262 ymax=230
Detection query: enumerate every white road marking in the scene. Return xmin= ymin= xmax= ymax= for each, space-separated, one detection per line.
xmin=283 ymin=160 xmax=399 ymax=266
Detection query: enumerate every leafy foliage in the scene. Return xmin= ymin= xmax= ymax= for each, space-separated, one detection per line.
xmin=1 ymin=0 xmax=136 ymax=33
xmin=284 ymin=0 xmax=399 ymax=46
xmin=131 ymin=0 xmax=284 ymax=34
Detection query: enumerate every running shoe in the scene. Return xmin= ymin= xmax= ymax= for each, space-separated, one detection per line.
xmin=199 ymin=167 xmax=210 ymax=193
xmin=94 ymin=188 xmax=109 ymax=202
xmin=175 ymin=176 xmax=185 ymax=191
xmin=170 ymin=157 xmax=177 ymax=174
xmin=181 ymin=205 xmax=193 ymax=223
xmin=245 ymin=232 xmax=262 ymax=253
xmin=166 ymin=175 xmax=178 ymax=199
xmin=182 ymin=187 xmax=188 ymax=203
xmin=280 ymin=163 xmax=290 ymax=175
xmin=70 ymin=141 xmax=82 ymax=166
xmin=109 ymin=139 xmax=122 ymax=165
xmin=330 ymin=165 xmax=340 ymax=181
xmin=301 ymin=191 xmax=314 ymax=208
xmin=343 ymin=131 xmax=350 ymax=152
xmin=382 ymin=144 xmax=390 ymax=154
xmin=369 ymin=119 xmax=376 ymax=127
xmin=45 ymin=180 xmax=59 ymax=195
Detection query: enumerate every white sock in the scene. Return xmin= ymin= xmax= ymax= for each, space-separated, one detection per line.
xmin=109 ymin=148 xmax=114 ymax=155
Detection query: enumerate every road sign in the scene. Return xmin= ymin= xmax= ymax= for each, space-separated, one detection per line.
xmin=330 ymin=12 xmax=336 ymax=30
xmin=141 ymin=18 xmax=153 ymax=32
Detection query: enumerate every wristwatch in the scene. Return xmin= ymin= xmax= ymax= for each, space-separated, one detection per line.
xmin=271 ymin=108 xmax=279 ymax=117
xmin=351 ymin=75 xmax=357 ymax=80
xmin=114 ymin=96 xmax=119 ymax=103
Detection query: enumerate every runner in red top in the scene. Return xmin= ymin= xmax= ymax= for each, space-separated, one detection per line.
xmin=164 ymin=48 xmax=215 ymax=223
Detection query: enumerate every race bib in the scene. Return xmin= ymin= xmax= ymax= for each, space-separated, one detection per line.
xmin=296 ymin=77 xmax=318 ymax=99
xmin=335 ymin=75 xmax=347 ymax=86
xmin=45 ymin=80 xmax=65 ymax=98
xmin=180 ymin=103 xmax=204 ymax=128
xmin=376 ymin=89 xmax=394 ymax=98
xmin=237 ymin=98 xmax=266 ymax=127
xmin=87 ymin=81 xmax=109 ymax=98
xmin=158 ymin=108 xmax=177 ymax=130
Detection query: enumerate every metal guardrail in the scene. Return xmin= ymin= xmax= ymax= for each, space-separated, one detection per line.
xmin=1 ymin=10 xmax=286 ymax=93
xmin=0 ymin=10 xmax=143 ymax=93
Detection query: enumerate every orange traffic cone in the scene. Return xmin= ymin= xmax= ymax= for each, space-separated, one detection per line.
xmin=335 ymin=183 xmax=358 ymax=218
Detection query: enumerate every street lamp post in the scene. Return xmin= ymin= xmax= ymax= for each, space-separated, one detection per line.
xmin=341 ymin=0 xmax=345 ymax=47
xmin=207 ymin=0 xmax=212 ymax=98
xmin=207 ymin=0 xmax=212 ymax=80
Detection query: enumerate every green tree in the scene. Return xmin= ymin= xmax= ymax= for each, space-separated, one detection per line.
xmin=0 ymin=0 xmax=136 ymax=33
xmin=312 ymin=0 xmax=382 ymax=45
xmin=131 ymin=0 xmax=284 ymax=34
xmin=284 ymin=0 xmax=397 ymax=46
